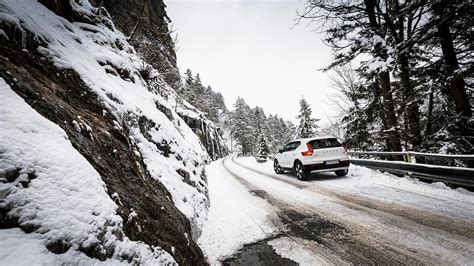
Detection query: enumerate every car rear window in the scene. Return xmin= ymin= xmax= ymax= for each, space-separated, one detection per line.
xmin=308 ymin=138 xmax=342 ymax=149
xmin=284 ymin=141 xmax=300 ymax=152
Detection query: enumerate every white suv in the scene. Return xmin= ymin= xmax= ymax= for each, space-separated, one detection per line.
xmin=274 ymin=137 xmax=350 ymax=180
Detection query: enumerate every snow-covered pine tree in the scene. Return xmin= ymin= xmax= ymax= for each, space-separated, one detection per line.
xmin=257 ymin=135 xmax=270 ymax=157
xmin=431 ymin=1 xmax=473 ymax=121
xmin=299 ymin=0 xmax=473 ymax=157
xmin=231 ymin=97 xmax=254 ymax=155
xmin=178 ymin=69 xmax=230 ymax=124
xmin=181 ymin=69 xmax=193 ymax=97
xmin=284 ymin=120 xmax=296 ymax=142
xmin=201 ymin=85 xmax=216 ymax=121
xmin=298 ymin=0 xmax=403 ymax=153
xmin=296 ymin=97 xmax=319 ymax=138
xmin=252 ymin=106 xmax=270 ymax=153
xmin=415 ymin=1 xmax=474 ymax=157
xmin=328 ymin=65 xmax=386 ymax=150
xmin=184 ymin=69 xmax=193 ymax=83
xmin=267 ymin=115 xmax=282 ymax=153
xmin=191 ymin=73 xmax=203 ymax=107
xmin=265 ymin=115 xmax=295 ymax=153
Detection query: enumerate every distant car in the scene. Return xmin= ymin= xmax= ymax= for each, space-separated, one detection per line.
xmin=255 ymin=154 xmax=267 ymax=163
xmin=273 ymin=136 xmax=350 ymax=180
xmin=255 ymin=151 xmax=268 ymax=163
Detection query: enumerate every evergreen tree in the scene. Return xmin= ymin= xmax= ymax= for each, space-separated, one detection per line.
xmin=177 ymin=70 xmax=229 ymax=125
xmin=193 ymin=73 xmax=202 ymax=88
xmin=328 ymin=65 xmax=385 ymax=150
xmin=182 ymin=69 xmax=193 ymax=97
xmin=284 ymin=120 xmax=296 ymax=142
xmin=252 ymin=106 xmax=270 ymax=153
xmin=192 ymin=73 xmax=203 ymax=107
xmin=298 ymin=0 xmax=473 ymax=156
xmin=184 ymin=69 xmax=193 ymax=83
xmin=204 ymin=85 xmax=218 ymax=122
xmin=298 ymin=0 xmax=403 ymax=152
xmin=231 ymin=97 xmax=254 ymax=155
xmin=296 ymin=97 xmax=319 ymax=138
xmin=257 ymin=135 xmax=270 ymax=157
xmin=266 ymin=115 xmax=295 ymax=153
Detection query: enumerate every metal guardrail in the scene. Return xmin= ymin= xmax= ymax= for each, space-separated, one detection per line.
xmin=349 ymin=151 xmax=474 ymax=161
xmin=348 ymin=151 xmax=474 ymax=187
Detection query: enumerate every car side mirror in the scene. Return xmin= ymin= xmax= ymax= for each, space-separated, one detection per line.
xmin=278 ymin=149 xmax=283 ymax=153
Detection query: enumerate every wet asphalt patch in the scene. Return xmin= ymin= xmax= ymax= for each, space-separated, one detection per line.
xmin=278 ymin=209 xmax=345 ymax=245
xmin=222 ymin=236 xmax=297 ymax=266
xmin=249 ymin=190 xmax=268 ymax=199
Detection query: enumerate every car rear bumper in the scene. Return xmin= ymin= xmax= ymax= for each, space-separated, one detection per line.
xmin=303 ymin=160 xmax=350 ymax=172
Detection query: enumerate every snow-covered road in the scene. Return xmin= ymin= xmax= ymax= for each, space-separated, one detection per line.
xmin=199 ymin=155 xmax=474 ymax=265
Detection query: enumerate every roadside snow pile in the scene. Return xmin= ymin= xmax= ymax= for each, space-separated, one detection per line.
xmin=333 ymin=164 xmax=474 ymax=220
xmin=342 ymin=164 xmax=474 ymax=197
xmin=198 ymin=158 xmax=277 ymax=264
xmin=0 ymin=0 xmax=209 ymax=236
xmin=235 ymin=157 xmax=474 ymax=221
xmin=324 ymin=163 xmax=474 ymax=201
xmin=0 ymin=79 xmax=175 ymax=264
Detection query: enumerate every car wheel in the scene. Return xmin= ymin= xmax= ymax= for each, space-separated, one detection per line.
xmin=335 ymin=169 xmax=348 ymax=177
xmin=274 ymin=160 xmax=283 ymax=174
xmin=294 ymin=162 xmax=307 ymax=181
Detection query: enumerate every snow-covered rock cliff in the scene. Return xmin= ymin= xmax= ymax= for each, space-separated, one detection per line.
xmin=0 ymin=0 xmax=216 ymax=264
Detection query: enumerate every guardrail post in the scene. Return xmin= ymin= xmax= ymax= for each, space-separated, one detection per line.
xmin=403 ymin=153 xmax=411 ymax=163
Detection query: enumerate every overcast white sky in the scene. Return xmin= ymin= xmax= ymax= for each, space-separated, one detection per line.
xmin=166 ymin=0 xmax=335 ymax=124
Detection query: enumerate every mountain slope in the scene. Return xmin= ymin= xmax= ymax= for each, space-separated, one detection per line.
xmin=0 ymin=78 xmax=176 ymax=264
xmin=100 ymin=0 xmax=180 ymax=90
xmin=102 ymin=0 xmax=229 ymax=160
xmin=0 ymin=0 xmax=212 ymax=264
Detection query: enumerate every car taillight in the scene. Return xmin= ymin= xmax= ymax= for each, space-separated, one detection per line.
xmin=301 ymin=143 xmax=313 ymax=156
xmin=343 ymin=144 xmax=348 ymax=153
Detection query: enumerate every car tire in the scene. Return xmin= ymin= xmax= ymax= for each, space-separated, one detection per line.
xmin=294 ymin=162 xmax=307 ymax=181
xmin=274 ymin=160 xmax=284 ymax=174
xmin=335 ymin=169 xmax=348 ymax=177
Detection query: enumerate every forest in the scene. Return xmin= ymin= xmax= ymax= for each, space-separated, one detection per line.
xmin=298 ymin=0 xmax=473 ymax=155
xmin=179 ymin=0 xmax=473 ymax=157
xmin=178 ymin=69 xmax=296 ymax=155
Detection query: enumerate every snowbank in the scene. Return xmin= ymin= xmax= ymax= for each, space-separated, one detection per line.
xmin=0 ymin=79 xmax=174 ymax=264
xmin=198 ymin=158 xmax=277 ymax=264
xmin=0 ymin=0 xmax=210 ymax=236
xmin=236 ymin=156 xmax=474 ymax=221
xmin=324 ymin=164 xmax=474 ymax=221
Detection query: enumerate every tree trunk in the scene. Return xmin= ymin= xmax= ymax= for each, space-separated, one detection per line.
xmin=434 ymin=3 xmax=472 ymax=120
xmin=374 ymin=81 xmax=391 ymax=150
xmin=399 ymin=52 xmax=422 ymax=149
xmin=389 ymin=0 xmax=422 ymax=150
xmin=365 ymin=0 xmax=403 ymax=154
xmin=379 ymin=72 xmax=403 ymax=153
xmin=425 ymin=86 xmax=435 ymax=136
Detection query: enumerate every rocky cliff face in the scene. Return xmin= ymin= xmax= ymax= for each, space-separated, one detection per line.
xmin=99 ymin=0 xmax=180 ymax=89
xmin=0 ymin=0 xmax=216 ymax=264
xmin=177 ymin=104 xmax=230 ymax=160
xmin=100 ymin=0 xmax=229 ymax=160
